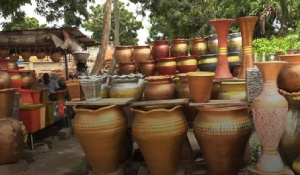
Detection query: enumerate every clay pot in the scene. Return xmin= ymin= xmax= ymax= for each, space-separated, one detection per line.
xmin=0 ymin=71 xmax=11 ymax=89
xmin=144 ymin=75 xmax=175 ymax=100
xmin=7 ymin=70 xmax=22 ymax=89
xmin=66 ymin=80 xmax=82 ymax=101
xmin=114 ymin=46 xmax=133 ymax=63
xmin=218 ymin=81 xmax=246 ymax=101
xmin=20 ymin=51 xmax=31 ymax=62
xmin=7 ymin=60 xmax=19 ymax=70
xmin=9 ymin=55 xmax=20 ymax=61
xmin=228 ymin=52 xmax=241 ymax=72
xmin=0 ymin=88 xmax=16 ymax=119
xmin=156 ymin=57 xmax=177 ymax=75
xmin=176 ymin=55 xmax=198 ymax=73
xmin=251 ymin=61 xmax=289 ymax=173
xmin=175 ymin=73 xmax=189 ymax=98
xmin=0 ymin=49 xmax=9 ymax=58
xmin=109 ymin=75 xmax=143 ymax=99
xmin=187 ymin=72 xmax=215 ymax=103
xmin=171 ymin=39 xmax=188 ymax=57
xmin=73 ymin=105 xmax=126 ymax=174
xmin=207 ymin=35 xmax=218 ymax=54
xmin=211 ymin=81 xmax=221 ymax=100
xmin=132 ymin=45 xmax=151 ymax=62
xmin=36 ymin=52 xmax=47 ymax=59
xmin=228 ymin=33 xmax=242 ymax=53
xmin=190 ymin=37 xmax=207 ymax=57
xmin=131 ymin=105 xmax=188 ymax=175
xmin=137 ymin=60 xmax=156 ymax=76
xmin=198 ymin=54 xmax=218 ymax=72
xmin=0 ymin=118 xmax=24 ymax=164
xmin=152 ymin=40 xmax=169 ymax=60
xmin=194 ymin=105 xmax=252 ymax=174
xmin=19 ymin=70 xmax=34 ymax=89
xmin=100 ymin=83 xmax=109 ymax=99
xmin=293 ymin=156 xmax=300 ymax=175
xmin=118 ymin=62 xmax=136 ymax=75
xmin=51 ymin=52 xmax=62 ymax=62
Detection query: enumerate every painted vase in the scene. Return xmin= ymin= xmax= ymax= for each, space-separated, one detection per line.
xmin=156 ymin=57 xmax=177 ymax=75
xmin=118 ymin=62 xmax=136 ymax=75
xmin=218 ymin=81 xmax=246 ymax=101
xmin=190 ymin=37 xmax=207 ymax=57
xmin=251 ymin=61 xmax=289 ymax=173
xmin=176 ymin=55 xmax=198 ymax=73
xmin=0 ymin=88 xmax=16 ymax=119
xmin=137 ymin=60 xmax=156 ymax=76
xmin=152 ymin=40 xmax=169 ymax=60
xmin=132 ymin=45 xmax=151 ymax=62
xmin=131 ymin=105 xmax=188 ymax=175
xmin=144 ymin=75 xmax=175 ymax=100
xmin=171 ymin=39 xmax=188 ymax=57
xmin=73 ymin=105 xmax=127 ymax=174
xmin=114 ymin=46 xmax=133 ymax=63
xmin=194 ymin=105 xmax=252 ymax=174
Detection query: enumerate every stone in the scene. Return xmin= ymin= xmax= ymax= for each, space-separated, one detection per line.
xmin=246 ymin=68 xmax=263 ymax=102
xmin=58 ymin=127 xmax=72 ymax=140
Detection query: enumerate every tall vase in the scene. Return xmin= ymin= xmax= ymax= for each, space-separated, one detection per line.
xmin=250 ymin=61 xmax=289 ymax=173
xmin=237 ymin=16 xmax=258 ymax=79
xmin=210 ymin=18 xmax=234 ymax=79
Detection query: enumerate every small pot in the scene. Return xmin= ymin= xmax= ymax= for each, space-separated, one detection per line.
xmin=152 ymin=40 xmax=169 ymax=60
xmin=176 ymin=55 xmax=198 ymax=73
xmin=198 ymin=54 xmax=218 ymax=72
xmin=218 ymin=81 xmax=246 ymax=101
xmin=156 ymin=57 xmax=177 ymax=75
xmin=118 ymin=62 xmax=136 ymax=75
xmin=0 ymin=71 xmax=11 ymax=89
xmin=190 ymin=37 xmax=207 ymax=57
xmin=132 ymin=45 xmax=151 ymax=62
xmin=138 ymin=60 xmax=156 ymax=76
xmin=114 ymin=46 xmax=133 ymax=63
xmin=144 ymin=75 xmax=175 ymax=100
xmin=51 ymin=52 xmax=62 ymax=62
xmin=171 ymin=39 xmax=188 ymax=57
xmin=36 ymin=52 xmax=47 ymax=59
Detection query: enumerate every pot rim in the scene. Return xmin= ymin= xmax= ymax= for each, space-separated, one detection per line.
xmin=153 ymin=40 xmax=169 ymax=44
xmin=131 ymin=105 xmax=181 ymax=114
xmin=73 ymin=104 xmax=117 ymax=113
xmin=254 ymin=61 xmax=288 ymax=65
xmin=137 ymin=60 xmax=156 ymax=64
xmin=157 ymin=57 xmax=176 ymax=62
xmin=187 ymin=71 xmax=215 ymax=77
xmin=118 ymin=62 xmax=136 ymax=65
xmin=6 ymin=70 xmax=20 ymax=73
xmin=221 ymin=81 xmax=246 ymax=85
xmin=197 ymin=105 xmax=248 ymax=112
xmin=115 ymin=46 xmax=132 ymax=49
xmin=145 ymin=75 xmax=172 ymax=81
xmin=190 ymin=37 xmax=206 ymax=41
xmin=199 ymin=54 xmax=217 ymax=59
xmin=176 ymin=55 xmax=196 ymax=61
xmin=133 ymin=45 xmax=150 ymax=49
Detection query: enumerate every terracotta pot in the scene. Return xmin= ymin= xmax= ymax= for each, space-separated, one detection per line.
xmin=207 ymin=35 xmax=218 ymax=54
xmin=190 ymin=37 xmax=207 ymax=57
xmin=132 ymin=45 xmax=151 ymax=62
xmin=0 ymin=88 xmax=16 ymax=119
xmin=237 ymin=16 xmax=258 ymax=79
xmin=156 ymin=57 xmax=177 ymax=75
xmin=171 ymin=39 xmax=188 ymax=57
xmin=66 ymin=80 xmax=82 ymax=101
xmin=100 ymin=83 xmax=109 ymax=99
xmin=7 ymin=60 xmax=19 ymax=70
xmin=109 ymin=75 xmax=143 ymax=99
xmin=19 ymin=70 xmax=34 ymax=89
xmin=118 ymin=62 xmax=136 ymax=75
xmin=7 ymin=70 xmax=22 ymax=89
xmin=251 ymin=61 xmax=289 ymax=173
xmin=51 ymin=52 xmax=62 ymax=62
xmin=0 ymin=49 xmax=9 ymax=58
xmin=210 ymin=18 xmax=235 ymax=79
xmin=144 ymin=75 xmax=175 ymax=100
xmin=137 ymin=60 xmax=156 ymax=76
xmin=152 ymin=40 xmax=169 ymax=60
xmin=194 ymin=105 xmax=252 ymax=174
xmin=73 ymin=105 xmax=126 ymax=174
xmin=187 ymin=71 xmax=215 ymax=103
xmin=131 ymin=105 xmax=188 ymax=175
xmin=0 ymin=70 xmax=11 ymax=89
xmin=198 ymin=54 xmax=218 ymax=72
xmin=176 ymin=55 xmax=198 ymax=73
xmin=218 ymin=81 xmax=246 ymax=101
xmin=36 ymin=52 xmax=46 ymax=59
xmin=0 ymin=118 xmax=24 ymax=164
xmin=228 ymin=33 xmax=242 ymax=53
xmin=20 ymin=51 xmax=31 ymax=62
xmin=293 ymin=156 xmax=300 ymax=175
xmin=114 ymin=46 xmax=133 ymax=63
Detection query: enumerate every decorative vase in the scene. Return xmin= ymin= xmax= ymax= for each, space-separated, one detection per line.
xmin=152 ymin=40 xmax=170 ymax=60
xmin=198 ymin=54 xmax=218 ymax=72
xmin=132 ymin=45 xmax=151 ymax=62
xmin=171 ymin=39 xmax=188 ymax=57
xmin=207 ymin=35 xmax=218 ymax=54
xmin=210 ymin=18 xmax=235 ymax=79
xmin=50 ymin=52 xmax=61 ymax=62
xmin=250 ymin=61 xmax=289 ymax=173
xmin=73 ymin=105 xmax=126 ymax=174
xmin=190 ymin=37 xmax=207 ymax=57
xmin=236 ymin=16 xmax=258 ymax=79
xmin=156 ymin=57 xmax=177 ymax=75
xmin=176 ymin=55 xmax=198 ymax=73
xmin=79 ymin=76 xmax=104 ymax=101
xmin=228 ymin=33 xmax=242 ymax=53
xmin=187 ymin=71 xmax=215 ymax=103
xmin=131 ymin=105 xmax=188 ymax=175
xmin=0 ymin=88 xmax=16 ymax=119
xmin=114 ymin=46 xmax=133 ymax=63
xmin=194 ymin=105 xmax=252 ymax=174
xmin=218 ymin=81 xmax=246 ymax=101
xmin=144 ymin=75 xmax=175 ymax=100
xmin=137 ymin=60 xmax=156 ymax=76
xmin=0 ymin=118 xmax=24 ymax=165
xmin=7 ymin=70 xmax=22 ymax=89
xmin=118 ymin=62 xmax=136 ymax=75
xmin=0 ymin=70 xmax=11 ymax=89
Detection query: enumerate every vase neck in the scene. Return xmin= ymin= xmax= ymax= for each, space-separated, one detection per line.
xmin=261 ymin=82 xmax=278 ymax=96
xmin=255 ymin=62 xmax=286 ymax=83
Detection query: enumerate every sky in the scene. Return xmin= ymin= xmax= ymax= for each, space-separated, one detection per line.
xmin=1 ymin=0 xmax=150 ymax=45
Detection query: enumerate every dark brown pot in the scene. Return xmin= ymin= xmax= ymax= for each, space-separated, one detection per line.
xmin=132 ymin=45 xmax=151 ymax=62
xmin=0 ymin=71 xmax=11 ymax=89
xmin=152 ymin=40 xmax=169 ymax=60
xmin=0 ymin=88 xmax=16 ymax=119
xmin=190 ymin=37 xmax=207 ymax=57
xmin=51 ymin=52 xmax=62 ymax=62
xmin=171 ymin=39 xmax=188 ymax=57
xmin=144 ymin=76 xmax=175 ymax=100
xmin=20 ymin=51 xmax=31 ymax=62
xmin=36 ymin=52 xmax=47 ymax=59
xmin=118 ymin=62 xmax=136 ymax=75
xmin=194 ymin=105 xmax=252 ymax=175
xmin=138 ymin=60 xmax=156 ymax=76
xmin=115 ymin=46 xmax=133 ymax=63
xmin=156 ymin=57 xmax=177 ymax=75
xmin=176 ymin=55 xmax=198 ymax=73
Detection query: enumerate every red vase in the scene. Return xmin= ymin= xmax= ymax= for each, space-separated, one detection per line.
xmin=176 ymin=55 xmax=198 ymax=73
xmin=156 ymin=57 xmax=177 ymax=75
xmin=152 ymin=40 xmax=170 ymax=60
xmin=210 ymin=19 xmax=235 ymax=79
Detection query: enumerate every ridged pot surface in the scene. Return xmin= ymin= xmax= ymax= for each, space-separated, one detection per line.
xmin=72 ymin=105 xmax=127 ymax=174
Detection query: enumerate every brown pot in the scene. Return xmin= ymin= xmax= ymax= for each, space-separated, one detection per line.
xmin=152 ymin=40 xmax=170 ymax=60
xmin=115 ymin=46 xmax=133 ymax=63
xmin=9 ymin=55 xmax=20 ymax=62
xmin=0 ymin=118 xmax=24 ymax=164
xmin=0 ymin=49 xmax=9 ymax=58
xmin=171 ymin=39 xmax=188 ymax=57
xmin=194 ymin=105 xmax=252 ymax=174
xmin=20 ymin=51 xmax=31 ymax=62
xmin=132 ymin=45 xmax=151 ymax=62
xmin=51 ymin=52 xmax=62 ymax=62
xmin=137 ymin=60 xmax=156 ymax=76
xmin=144 ymin=76 xmax=176 ymax=100
xmin=19 ymin=70 xmax=34 ymax=89
xmin=190 ymin=37 xmax=207 ymax=57
xmin=176 ymin=55 xmax=198 ymax=73
xmin=7 ymin=60 xmax=19 ymax=70
xmin=36 ymin=52 xmax=47 ymax=59
xmin=175 ymin=73 xmax=189 ymax=98
xmin=0 ymin=71 xmax=11 ymax=89
xmin=156 ymin=57 xmax=177 ymax=75
xmin=73 ymin=105 xmax=126 ymax=174
xmin=118 ymin=62 xmax=136 ymax=75
xmin=131 ymin=105 xmax=188 ymax=175
xmin=0 ymin=88 xmax=16 ymax=119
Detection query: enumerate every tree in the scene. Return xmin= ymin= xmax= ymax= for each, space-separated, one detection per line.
xmin=0 ymin=0 xmax=30 ymax=18
xmin=83 ymin=1 xmax=143 ymax=45
xmin=2 ymin=16 xmax=47 ymax=31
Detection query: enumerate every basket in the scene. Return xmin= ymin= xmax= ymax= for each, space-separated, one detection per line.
xmin=79 ymin=76 xmax=104 ymax=101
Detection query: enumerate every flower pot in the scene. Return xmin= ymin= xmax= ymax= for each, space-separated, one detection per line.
xmin=51 ymin=52 xmax=61 ymax=62
xmin=132 ymin=45 xmax=151 ymax=62
xmin=118 ymin=62 xmax=136 ymax=75
xmin=109 ymin=75 xmax=143 ymax=99
xmin=156 ymin=57 xmax=177 ymax=75
xmin=137 ymin=60 xmax=156 ymax=76
xmin=152 ymin=40 xmax=169 ymax=60
xmin=144 ymin=76 xmax=175 ymax=100
xmin=0 ymin=88 xmax=16 ymax=119
xmin=218 ymin=81 xmax=246 ymax=101
xmin=190 ymin=37 xmax=207 ymax=57
xmin=131 ymin=105 xmax=188 ymax=175
xmin=79 ymin=76 xmax=104 ymax=101
xmin=0 ymin=70 xmax=11 ymax=89
xmin=198 ymin=54 xmax=218 ymax=72
xmin=176 ymin=55 xmax=198 ymax=73
xmin=171 ymin=39 xmax=188 ymax=57
xmin=114 ymin=46 xmax=133 ymax=63
xmin=73 ymin=105 xmax=126 ymax=174
xmin=228 ymin=33 xmax=242 ymax=53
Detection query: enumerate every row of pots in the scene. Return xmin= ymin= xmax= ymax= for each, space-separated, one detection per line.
xmin=0 ymin=49 xmax=62 ymax=62
xmin=0 ymin=69 xmax=37 ymax=90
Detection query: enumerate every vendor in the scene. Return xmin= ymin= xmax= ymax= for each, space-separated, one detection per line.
xmin=41 ymin=73 xmax=60 ymax=93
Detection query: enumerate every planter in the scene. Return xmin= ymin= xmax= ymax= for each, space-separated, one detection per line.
xmin=131 ymin=105 xmax=188 ymax=175
xmin=152 ymin=40 xmax=169 ymax=60
xmin=137 ymin=60 xmax=156 ymax=76
xmin=79 ymin=76 xmax=105 ymax=101
xmin=198 ymin=54 xmax=218 ymax=72
xmin=218 ymin=81 xmax=246 ymax=101
xmin=109 ymin=75 xmax=143 ymax=99
xmin=156 ymin=57 xmax=177 ymax=75
xmin=190 ymin=37 xmax=207 ymax=57
xmin=73 ymin=105 xmax=126 ymax=174
xmin=118 ymin=62 xmax=136 ymax=75
xmin=0 ymin=70 xmax=11 ymax=89
xmin=207 ymin=35 xmax=218 ymax=54
xmin=66 ymin=80 xmax=82 ymax=102
xmin=115 ymin=46 xmax=132 ymax=63
xmin=0 ymin=88 xmax=16 ymax=119
xmin=171 ymin=39 xmax=188 ymax=57
xmin=194 ymin=105 xmax=252 ymax=174
xmin=176 ymin=55 xmax=198 ymax=73
xmin=187 ymin=72 xmax=215 ymax=103
xmin=144 ymin=75 xmax=175 ymax=100
xmin=228 ymin=33 xmax=242 ymax=53
xmin=50 ymin=52 xmax=61 ymax=62
xmin=132 ymin=45 xmax=151 ymax=62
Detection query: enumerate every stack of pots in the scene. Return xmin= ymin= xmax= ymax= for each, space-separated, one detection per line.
xmin=133 ymin=45 xmax=156 ymax=76
xmin=114 ymin=46 xmax=135 ymax=75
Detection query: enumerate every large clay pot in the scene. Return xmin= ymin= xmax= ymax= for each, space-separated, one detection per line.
xmin=109 ymin=75 xmax=143 ymax=99
xmin=144 ymin=75 xmax=175 ymax=100
xmin=0 ymin=88 xmax=16 ymax=119
xmin=132 ymin=45 xmax=151 ymax=62
xmin=194 ymin=105 xmax=252 ymax=175
xmin=198 ymin=54 xmax=218 ymax=72
xmin=114 ymin=46 xmax=133 ymax=63
xmin=73 ymin=105 xmax=127 ymax=174
xmin=251 ymin=61 xmax=289 ymax=173
xmin=171 ymin=39 xmax=188 ymax=57
xmin=131 ymin=105 xmax=188 ymax=175
xmin=152 ymin=40 xmax=169 ymax=60
xmin=207 ymin=35 xmax=218 ymax=54
xmin=228 ymin=33 xmax=242 ymax=53
xmin=118 ymin=62 xmax=136 ymax=75
xmin=137 ymin=60 xmax=156 ymax=76
xmin=0 ymin=71 xmax=11 ymax=89
xmin=156 ymin=57 xmax=177 ymax=75
xmin=218 ymin=81 xmax=246 ymax=101
xmin=0 ymin=118 xmax=24 ymax=164
xmin=190 ymin=37 xmax=207 ymax=57
xmin=176 ymin=55 xmax=198 ymax=73
xmin=7 ymin=70 xmax=22 ymax=89
xmin=19 ymin=70 xmax=34 ymax=89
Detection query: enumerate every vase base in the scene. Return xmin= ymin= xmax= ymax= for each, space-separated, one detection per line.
xmin=247 ymin=165 xmax=294 ymax=175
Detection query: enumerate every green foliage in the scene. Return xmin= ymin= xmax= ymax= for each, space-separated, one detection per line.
xmin=0 ymin=0 xmax=31 ymax=17
xmin=2 ymin=16 xmax=47 ymax=31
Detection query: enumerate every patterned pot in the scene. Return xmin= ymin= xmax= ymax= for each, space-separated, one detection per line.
xmin=156 ymin=57 xmax=177 ymax=75
xmin=190 ymin=37 xmax=207 ymax=57
xmin=152 ymin=40 xmax=169 ymax=60
xmin=132 ymin=45 xmax=151 ymax=62
xmin=176 ymin=55 xmax=198 ymax=73
xmin=171 ymin=39 xmax=188 ymax=57
xmin=118 ymin=62 xmax=136 ymax=75
xmin=144 ymin=75 xmax=175 ymax=100
xmin=198 ymin=54 xmax=218 ymax=72
xmin=114 ymin=46 xmax=133 ymax=63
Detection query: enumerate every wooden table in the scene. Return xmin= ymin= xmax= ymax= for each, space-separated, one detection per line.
xmin=65 ymin=98 xmax=135 ymax=106
xmin=189 ymin=100 xmax=250 ymax=107
xmin=129 ymin=98 xmax=189 ymax=107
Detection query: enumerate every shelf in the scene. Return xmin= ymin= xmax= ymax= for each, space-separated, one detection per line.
xmin=130 ymin=98 xmax=189 ymax=107
xmin=65 ymin=98 xmax=136 ymax=106
xmin=189 ymin=100 xmax=250 ymax=107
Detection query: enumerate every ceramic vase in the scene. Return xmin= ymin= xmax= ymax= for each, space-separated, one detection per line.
xmin=171 ymin=39 xmax=188 ymax=57
xmin=131 ymin=105 xmax=188 ymax=175
xmin=132 ymin=45 xmax=151 ymax=62
xmin=176 ymin=55 xmax=198 ymax=73
xmin=156 ymin=57 xmax=177 ymax=75
xmin=137 ymin=60 xmax=156 ymax=76
xmin=236 ymin=16 xmax=258 ymax=79
xmin=73 ymin=105 xmax=127 ymax=174
xmin=144 ymin=75 xmax=175 ymax=100
xmin=115 ymin=46 xmax=133 ymax=63
xmin=194 ymin=105 xmax=252 ymax=175
xmin=190 ymin=37 xmax=207 ymax=57
xmin=210 ymin=18 xmax=234 ymax=79
xmin=250 ymin=61 xmax=289 ymax=173
xmin=152 ymin=40 xmax=170 ymax=60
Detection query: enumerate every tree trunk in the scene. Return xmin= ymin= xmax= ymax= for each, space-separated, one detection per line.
xmin=90 ymin=0 xmax=113 ymax=75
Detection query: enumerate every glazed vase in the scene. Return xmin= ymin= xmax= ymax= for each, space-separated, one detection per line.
xmin=251 ymin=61 xmax=288 ymax=173
xmin=152 ymin=40 xmax=169 ymax=60
xmin=176 ymin=55 xmax=198 ymax=73
xmin=118 ymin=62 xmax=136 ymax=75
xmin=144 ymin=75 xmax=175 ymax=100
xmin=228 ymin=33 xmax=242 ymax=53
xmin=210 ymin=18 xmax=235 ymax=79
xmin=194 ymin=105 xmax=252 ymax=175
xmin=131 ymin=105 xmax=188 ymax=175
xmin=73 ymin=105 xmax=127 ymax=174
xmin=190 ymin=37 xmax=207 ymax=57
xmin=218 ymin=81 xmax=246 ymax=101
xmin=0 ymin=118 xmax=24 ymax=165
xmin=156 ymin=57 xmax=177 ymax=75
xmin=171 ymin=39 xmax=188 ymax=57
xmin=0 ymin=70 xmax=11 ymax=89
xmin=0 ymin=88 xmax=16 ymax=119
xmin=114 ymin=46 xmax=133 ymax=63
xmin=236 ymin=16 xmax=258 ymax=79
xmin=132 ymin=45 xmax=151 ymax=62
xmin=137 ymin=60 xmax=156 ymax=76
